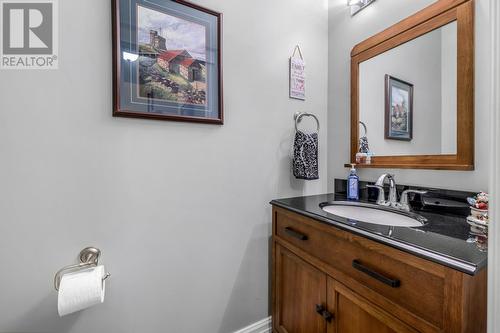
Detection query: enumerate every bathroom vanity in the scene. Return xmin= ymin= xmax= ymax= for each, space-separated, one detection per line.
xmin=270 ymin=187 xmax=487 ymax=333
xmin=270 ymin=0 xmax=486 ymax=331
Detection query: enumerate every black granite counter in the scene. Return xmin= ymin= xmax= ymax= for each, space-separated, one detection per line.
xmin=271 ymin=182 xmax=487 ymax=275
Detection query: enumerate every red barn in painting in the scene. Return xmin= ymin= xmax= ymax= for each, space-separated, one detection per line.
xmin=158 ymin=50 xmax=191 ymax=74
xmin=158 ymin=50 xmax=205 ymax=82
xmin=179 ymin=58 xmax=203 ymax=82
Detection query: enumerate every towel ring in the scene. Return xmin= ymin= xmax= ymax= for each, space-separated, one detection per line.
xmin=359 ymin=121 xmax=368 ymax=136
xmin=294 ymin=112 xmax=320 ymax=132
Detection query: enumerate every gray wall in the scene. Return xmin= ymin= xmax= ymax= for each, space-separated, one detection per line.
xmin=0 ymin=0 xmax=328 ymax=332
xmin=328 ymin=0 xmax=491 ymax=192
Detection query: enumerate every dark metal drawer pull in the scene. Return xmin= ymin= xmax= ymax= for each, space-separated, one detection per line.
xmin=352 ymin=259 xmax=401 ymax=288
xmin=284 ymin=227 xmax=308 ymax=241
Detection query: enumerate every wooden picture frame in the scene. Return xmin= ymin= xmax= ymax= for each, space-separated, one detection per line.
xmin=112 ymin=0 xmax=223 ymax=124
xmin=349 ymin=0 xmax=475 ymax=170
xmin=384 ymin=75 xmax=414 ymax=141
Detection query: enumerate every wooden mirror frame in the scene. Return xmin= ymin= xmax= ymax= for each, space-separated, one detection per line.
xmin=350 ymin=0 xmax=474 ymax=170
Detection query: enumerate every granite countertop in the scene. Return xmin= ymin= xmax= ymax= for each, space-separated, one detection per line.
xmin=270 ymin=193 xmax=488 ymax=275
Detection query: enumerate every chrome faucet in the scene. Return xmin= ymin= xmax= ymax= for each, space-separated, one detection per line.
xmin=367 ymin=174 xmax=427 ymax=211
xmin=367 ymin=174 xmax=397 ymax=207
xmin=376 ymin=174 xmax=398 ymax=206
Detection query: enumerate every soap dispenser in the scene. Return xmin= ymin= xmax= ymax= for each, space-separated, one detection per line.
xmin=347 ymin=164 xmax=359 ymax=200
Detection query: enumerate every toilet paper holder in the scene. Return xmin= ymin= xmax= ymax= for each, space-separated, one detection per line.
xmin=54 ymin=247 xmax=111 ymax=291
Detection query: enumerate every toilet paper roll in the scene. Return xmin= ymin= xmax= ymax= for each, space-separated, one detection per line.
xmin=58 ymin=265 xmax=106 ymax=317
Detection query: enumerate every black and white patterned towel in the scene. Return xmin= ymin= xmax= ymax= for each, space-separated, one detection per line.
xmin=293 ymin=131 xmax=319 ymax=180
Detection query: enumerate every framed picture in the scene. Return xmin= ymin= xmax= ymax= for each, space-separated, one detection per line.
xmin=112 ymin=0 xmax=223 ymax=124
xmin=385 ymin=75 xmax=413 ymax=141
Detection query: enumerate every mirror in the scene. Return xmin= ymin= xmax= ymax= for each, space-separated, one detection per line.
xmin=359 ymin=22 xmax=457 ymax=156
xmin=350 ymin=0 xmax=474 ymax=170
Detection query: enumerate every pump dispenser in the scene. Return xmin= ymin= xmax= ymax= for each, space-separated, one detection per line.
xmin=347 ymin=164 xmax=359 ymax=200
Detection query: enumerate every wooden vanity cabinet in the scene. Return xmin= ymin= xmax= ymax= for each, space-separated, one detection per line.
xmin=274 ymin=245 xmax=327 ymax=333
xmin=275 ymin=245 xmax=417 ymax=333
xmin=327 ymin=277 xmax=419 ymax=333
xmin=271 ymin=206 xmax=487 ymax=333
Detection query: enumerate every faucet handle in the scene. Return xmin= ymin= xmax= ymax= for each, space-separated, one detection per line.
xmin=399 ymin=189 xmax=428 ymax=211
xmin=401 ymin=189 xmax=427 ymax=199
xmin=367 ymin=185 xmax=389 ymax=206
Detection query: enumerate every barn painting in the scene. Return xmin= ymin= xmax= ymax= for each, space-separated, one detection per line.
xmin=137 ymin=5 xmax=207 ymax=106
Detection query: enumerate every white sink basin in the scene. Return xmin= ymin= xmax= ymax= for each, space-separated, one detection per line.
xmin=321 ymin=202 xmax=426 ymax=227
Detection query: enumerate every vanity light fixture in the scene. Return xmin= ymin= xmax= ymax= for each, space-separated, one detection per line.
xmin=349 ymin=0 xmax=376 ymax=16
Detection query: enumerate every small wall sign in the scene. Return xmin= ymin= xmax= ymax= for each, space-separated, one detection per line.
xmin=289 ymin=45 xmax=305 ymax=100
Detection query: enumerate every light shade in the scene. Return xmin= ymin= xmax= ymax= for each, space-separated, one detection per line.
xmin=348 ymin=0 xmax=364 ymax=6
xmin=349 ymin=0 xmax=375 ymax=16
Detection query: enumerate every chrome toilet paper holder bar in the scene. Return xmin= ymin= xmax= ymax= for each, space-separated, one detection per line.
xmin=54 ymin=247 xmax=111 ymax=291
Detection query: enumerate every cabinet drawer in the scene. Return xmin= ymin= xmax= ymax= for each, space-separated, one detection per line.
xmin=274 ymin=208 xmax=446 ymax=329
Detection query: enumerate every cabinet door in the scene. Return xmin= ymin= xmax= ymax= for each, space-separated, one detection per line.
xmin=326 ymin=277 xmax=419 ymax=333
xmin=274 ymin=244 xmax=327 ymax=333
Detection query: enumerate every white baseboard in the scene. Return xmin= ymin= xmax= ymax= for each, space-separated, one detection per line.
xmin=232 ymin=317 xmax=272 ymax=333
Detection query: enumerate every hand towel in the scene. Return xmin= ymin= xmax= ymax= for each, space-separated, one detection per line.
xmin=293 ymin=130 xmax=319 ymax=180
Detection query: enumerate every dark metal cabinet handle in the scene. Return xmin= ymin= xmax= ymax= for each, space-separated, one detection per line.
xmin=322 ymin=310 xmax=334 ymax=322
xmin=352 ymin=260 xmax=401 ymax=288
xmin=315 ymin=304 xmax=334 ymax=322
xmin=284 ymin=227 xmax=308 ymax=241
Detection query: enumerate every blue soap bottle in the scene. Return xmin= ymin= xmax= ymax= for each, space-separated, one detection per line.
xmin=347 ymin=164 xmax=359 ymax=200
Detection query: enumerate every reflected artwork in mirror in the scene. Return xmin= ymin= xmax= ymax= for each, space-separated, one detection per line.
xmin=384 ymin=75 xmax=414 ymax=141
xmin=350 ymin=0 xmax=474 ymax=170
